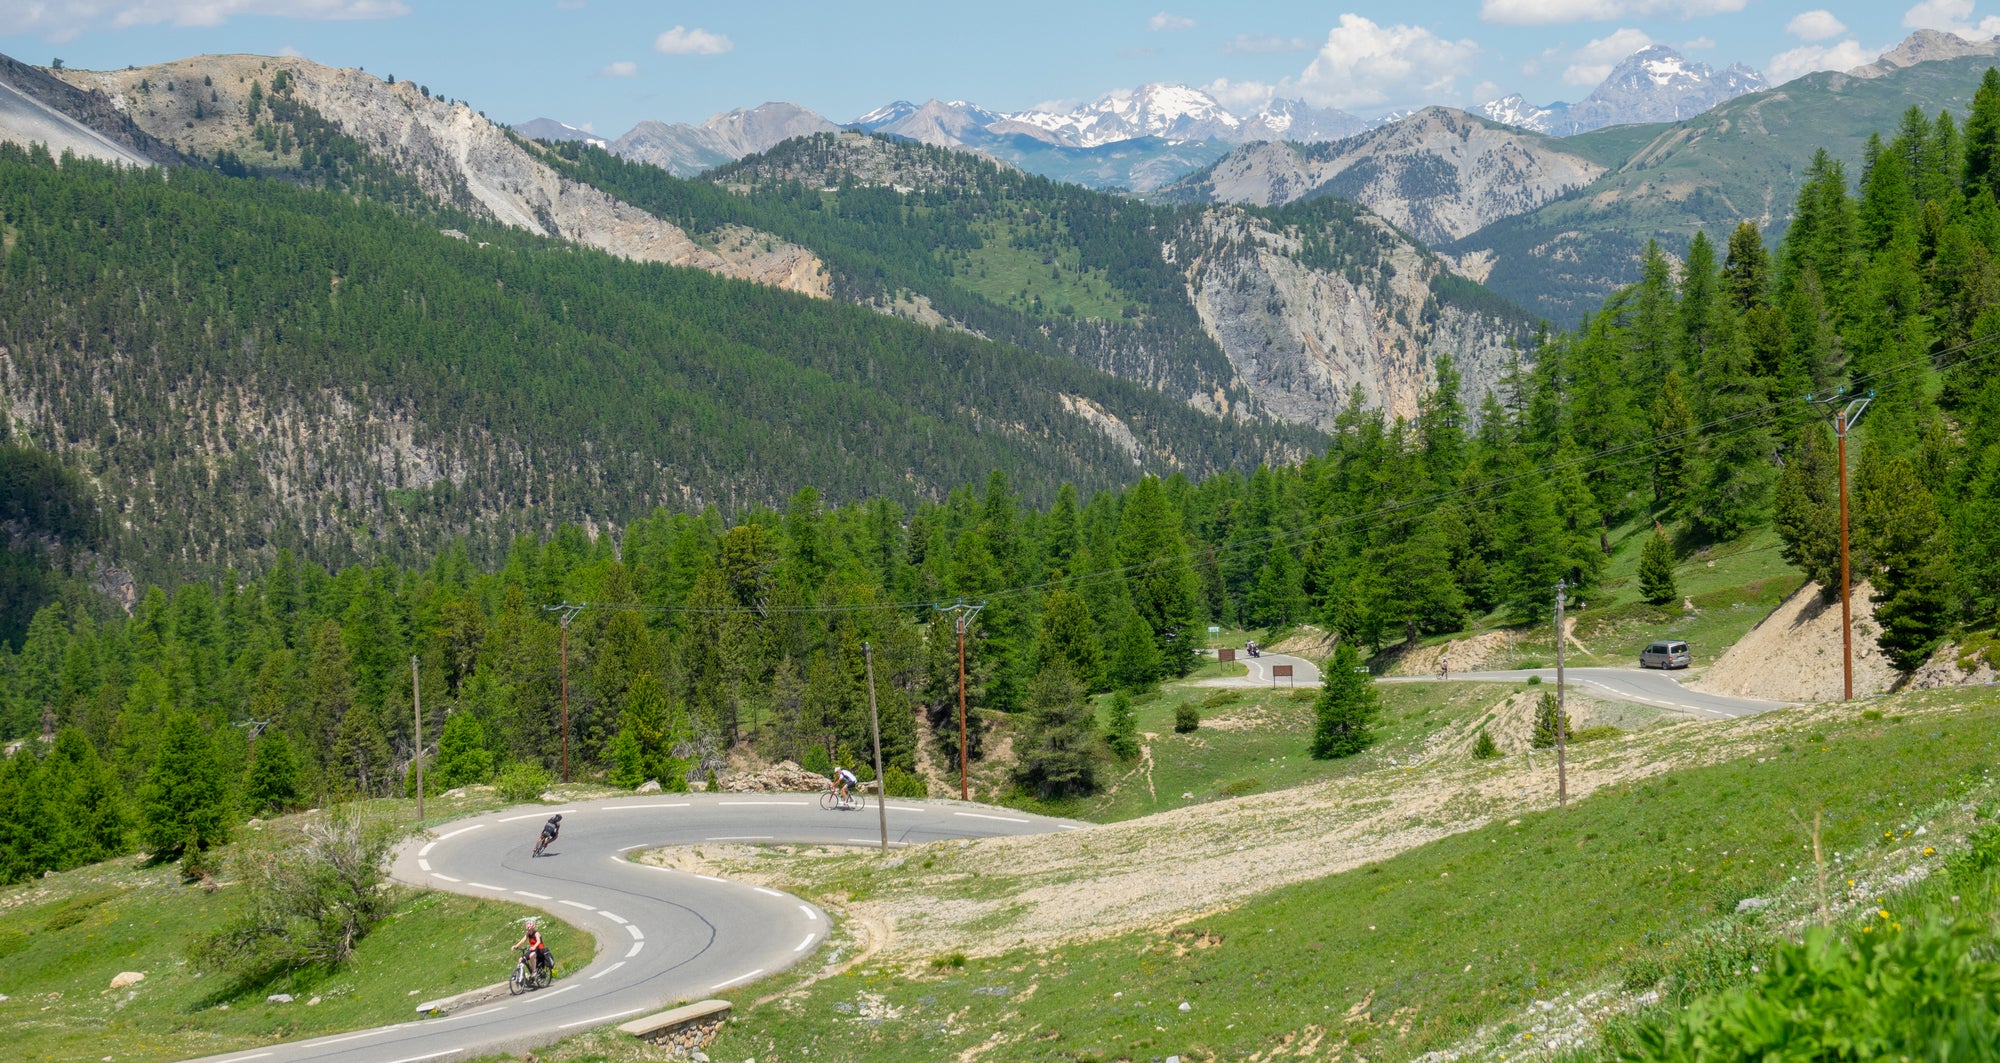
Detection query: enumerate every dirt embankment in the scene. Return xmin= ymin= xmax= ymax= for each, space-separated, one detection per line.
xmin=1692 ymin=581 xmax=1898 ymax=701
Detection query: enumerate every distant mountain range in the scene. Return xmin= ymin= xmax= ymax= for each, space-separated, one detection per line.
xmin=1477 ymin=45 xmax=1765 ymax=136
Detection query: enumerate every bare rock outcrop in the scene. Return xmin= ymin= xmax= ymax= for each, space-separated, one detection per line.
xmin=1172 ymin=207 xmax=1518 ymax=426
xmin=55 ymin=56 xmax=829 ymax=298
xmin=717 ymin=760 xmax=832 ymax=794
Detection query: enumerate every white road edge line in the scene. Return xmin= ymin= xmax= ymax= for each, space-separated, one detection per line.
xmin=386 ymin=1052 xmax=453 ymax=1063
xmin=514 ymin=891 xmax=552 ymax=900
xmin=718 ymin=800 xmax=810 ymax=806
xmin=711 ymin=968 xmax=765 ymax=990
xmin=499 ymin=808 xmax=575 ymax=823
xmin=607 ymin=803 xmax=690 ymax=810
xmin=599 ymin=911 xmax=629 ymax=924
xmin=625 ymin=940 xmax=644 ymax=958
xmin=707 ymin=835 xmax=773 ymax=841
xmin=538 ymin=984 xmax=577 ymax=1000
xmin=847 ymin=837 xmax=902 ymax=844
xmin=211 ymin=1054 xmax=275 ymax=1062
xmin=954 ymin=812 xmax=1030 ymax=823
xmin=417 ymin=841 xmax=437 ymax=857
xmin=754 ymin=887 xmax=785 ymax=898
xmin=431 ymin=874 xmax=460 ymax=883
xmin=1057 ymin=825 xmax=1082 ymax=830
xmin=558 ymin=1007 xmax=645 ymax=1030
xmin=795 ymin=934 xmax=815 ymax=952
xmin=443 ymin=1004 xmax=507 ymax=1021
xmin=301 ymin=1030 xmax=384 ymax=1047
xmin=624 ymin=924 xmax=644 ymax=940
xmin=617 ymin=844 xmax=647 ymax=852
xmin=887 ymin=804 xmax=925 ymax=812
xmin=465 ymin=881 xmax=505 ymax=891
xmin=695 ymin=874 xmax=726 ymax=883
xmin=432 ymin=823 xmax=484 ymax=842
xmin=797 ymin=904 xmax=818 ymax=920
xmin=591 ymin=960 xmax=626 ymax=980
xmin=559 ymin=899 xmax=596 ymax=910
xmin=417 ymin=859 xmax=431 ymax=871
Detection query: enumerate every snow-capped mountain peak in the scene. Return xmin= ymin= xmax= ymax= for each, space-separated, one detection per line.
xmin=1478 ymin=44 xmax=1764 ymax=136
xmin=852 ymin=100 xmax=919 ymax=128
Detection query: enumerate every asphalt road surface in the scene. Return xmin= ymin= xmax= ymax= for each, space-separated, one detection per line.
xmin=1197 ymin=651 xmax=1324 ymax=689
xmin=1382 ymin=666 xmax=1792 ymax=718
xmin=181 ymin=795 xmax=1081 ymax=1063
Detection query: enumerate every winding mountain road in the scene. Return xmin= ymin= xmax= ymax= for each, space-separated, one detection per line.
xmin=183 ymin=795 xmax=1081 ymax=1063
xmin=1382 ymin=667 xmax=1793 ymax=718
xmin=1195 ymin=651 xmax=1324 ymax=688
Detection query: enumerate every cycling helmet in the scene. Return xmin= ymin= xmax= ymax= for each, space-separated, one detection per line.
xmin=525 ymin=917 xmax=537 ymax=930
xmin=550 ymin=814 xmax=562 ymax=822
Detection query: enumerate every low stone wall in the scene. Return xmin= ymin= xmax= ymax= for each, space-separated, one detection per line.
xmin=619 ymin=999 xmax=731 ymax=1056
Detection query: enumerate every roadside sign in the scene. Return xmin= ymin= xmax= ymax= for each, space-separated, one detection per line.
xmin=1207 ymin=626 xmax=1221 ymax=634
xmin=1272 ymin=663 xmax=1294 ymax=688
xmin=1217 ymin=647 xmax=1236 ymax=663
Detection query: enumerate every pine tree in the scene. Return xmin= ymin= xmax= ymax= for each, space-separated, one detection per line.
xmin=1310 ymin=642 xmax=1378 ymax=760
xmin=608 ymin=672 xmax=686 ymax=789
xmin=1687 ymin=304 xmax=1774 ymax=541
xmin=1105 ymin=691 xmax=1139 ymax=760
xmin=1108 ymin=608 xmax=1161 ymax=693
xmin=1119 ymin=476 xmax=1202 ymax=678
xmin=1531 ymin=692 xmax=1571 ymax=750
xmin=1963 ymin=67 xmax=2000 ymax=201
xmin=1856 ymin=454 xmax=1953 ymax=671
xmin=1638 ymin=528 xmax=1678 ymax=605
xmin=1773 ymin=422 xmax=1842 ymax=595
xmin=1651 ymin=369 xmax=1697 ymax=515
xmin=1031 ymin=587 xmax=1101 ymax=692
xmin=333 ymin=704 xmax=394 ymax=797
xmin=242 ymin=732 xmax=302 ymax=814
xmin=429 ymin=711 xmax=493 ymax=791
xmin=139 ymin=713 xmax=231 ymax=857
xmin=1011 ymin=662 xmax=1099 ymax=800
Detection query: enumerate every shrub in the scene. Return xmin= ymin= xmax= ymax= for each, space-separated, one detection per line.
xmin=1106 ymin=691 xmax=1140 ymax=760
xmin=800 ymin=744 xmax=833 ymax=776
xmin=1620 ymin=917 xmax=2000 ymax=1060
xmin=1946 ymin=823 xmax=2000 ymax=886
xmin=1471 ymin=729 xmax=1499 ymax=760
xmin=1569 ymin=725 xmax=1623 ymax=745
xmin=883 ymin=765 xmax=929 ymax=798
xmin=1531 ymin=692 xmax=1571 ymax=749
xmin=1174 ymin=704 xmax=1200 ymax=733
xmin=1526 ymin=674 xmax=1544 ymax=684
xmin=194 ymin=806 xmax=397 ymax=977
xmin=494 ymin=761 xmax=551 ymax=802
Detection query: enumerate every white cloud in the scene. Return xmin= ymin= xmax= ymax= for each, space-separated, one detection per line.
xmin=599 ymin=60 xmax=637 ymax=77
xmin=1288 ymin=14 xmax=1480 ymax=110
xmin=1563 ymin=27 xmax=1655 ymax=85
xmin=3 ymin=0 xmax=406 ymax=40
xmin=1480 ymin=0 xmax=1747 ymax=26
xmin=1767 ymin=39 xmax=1882 ymax=82
xmin=1904 ymin=0 xmax=2000 ymax=39
xmin=1682 ymin=35 xmax=1715 ymax=48
xmin=1148 ymin=11 xmax=1195 ymax=31
xmin=1786 ymin=10 xmax=1846 ymax=40
xmin=1202 ymin=77 xmax=1278 ymax=111
xmin=654 ymin=25 xmax=733 ymax=56
xmin=276 ymin=44 xmax=304 ymax=57
xmin=1222 ymin=32 xmax=1313 ymax=54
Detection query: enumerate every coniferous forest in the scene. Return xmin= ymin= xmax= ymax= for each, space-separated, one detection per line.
xmin=4 ymin=73 xmax=2000 ymax=886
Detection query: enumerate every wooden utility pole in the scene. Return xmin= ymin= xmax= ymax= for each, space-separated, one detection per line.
xmin=413 ymin=654 xmax=424 ymax=821
xmin=1555 ymin=578 xmax=1568 ymax=808
xmin=1821 ymin=391 xmax=1872 ymax=702
xmin=936 ymin=600 xmax=985 ymax=800
xmin=546 ymin=603 xmax=587 ymax=782
xmin=864 ymin=642 xmax=888 ymax=852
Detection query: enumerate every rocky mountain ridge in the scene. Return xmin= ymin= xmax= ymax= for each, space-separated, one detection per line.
xmin=1479 ymin=45 xmax=1765 ymax=135
xmin=608 ymin=101 xmax=839 ymax=177
xmin=49 ymin=55 xmax=830 ymax=298
xmin=1155 ymin=108 xmax=1606 ymax=247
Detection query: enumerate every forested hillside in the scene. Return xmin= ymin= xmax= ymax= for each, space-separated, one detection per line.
xmin=3 ymin=69 xmax=2000 ymax=892
xmin=542 ymin=131 xmax=1532 ymax=423
xmin=0 ymin=143 xmax=1317 ymax=587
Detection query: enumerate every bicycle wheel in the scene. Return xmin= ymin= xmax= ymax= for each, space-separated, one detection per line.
xmin=819 ymin=791 xmax=836 ymax=811
xmin=508 ymin=963 xmax=526 ymax=995
xmin=848 ymin=792 xmax=868 ymax=812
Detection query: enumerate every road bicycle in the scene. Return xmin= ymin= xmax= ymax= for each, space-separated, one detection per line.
xmin=509 ymin=948 xmax=553 ymax=994
xmin=819 ymin=788 xmax=867 ymax=812
xmin=532 ymin=831 xmax=555 ymax=857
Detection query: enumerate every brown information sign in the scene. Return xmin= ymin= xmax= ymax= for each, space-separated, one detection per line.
xmin=1218 ymin=647 xmax=1237 ymax=663
xmin=1272 ymin=664 xmax=1294 ymax=677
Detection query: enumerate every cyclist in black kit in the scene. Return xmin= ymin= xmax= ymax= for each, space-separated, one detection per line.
xmin=533 ymin=813 xmax=562 ymax=856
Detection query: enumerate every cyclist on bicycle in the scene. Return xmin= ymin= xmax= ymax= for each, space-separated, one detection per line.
xmin=834 ymin=766 xmax=858 ymax=806
xmin=512 ymin=918 xmax=553 ymax=978
xmin=539 ymin=814 xmax=562 ymax=849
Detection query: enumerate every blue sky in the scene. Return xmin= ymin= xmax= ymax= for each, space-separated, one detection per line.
xmin=0 ymin=2 xmax=1987 ymax=133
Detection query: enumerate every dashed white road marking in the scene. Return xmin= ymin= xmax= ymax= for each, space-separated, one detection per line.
xmin=538 ymin=984 xmax=577 ymax=1000
xmin=798 ymin=904 xmax=818 ymax=920
xmin=718 ymin=799 xmax=810 ymax=806
xmin=431 ymin=874 xmax=461 ymax=883
xmin=499 ymin=808 xmax=575 ymax=822
xmin=707 ymin=835 xmax=772 ymax=841
xmin=695 ymin=874 xmax=726 ymax=883
xmin=599 ymin=911 xmax=628 ymax=924
xmin=386 ymin=1052 xmax=453 ymax=1063
xmin=754 ymin=887 xmax=785 ymax=898
xmin=431 ymin=823 xmax=483 ymax=843
xmin=848 ymin=837 xmax=903 ymax=845
xmin=624 ymin=924 xmax=644 ymax=940
xmin=417 ymin=841 xmax=437 ymax=857
xmin=1058 ymin=825 xmax=1082 ymax=830
xmin=514 ymin=891 xmax=552 ymax=900
xmin=591 ymin=961 xmax=626 ymax=980
xmin=559 ymin=1007 xmax=645 ymax=1030
xmin=887 ymin=804 xmax=925 ymax=812
xmin=417 ymin=859 xmax=432 ymax=871
xmin=795 ymin=934 xmax=816 ymax=952
xmin=465 ymin=881 xmax=505 ymax=891
xmin=617 ymin=844 xmax=648 ymax=852
xmin=303 ymin=1029 xmax=384 ymax=1047
xmin=711 ymin=968 xmax=765 ymax=990
xmin=608 ymin=802 xmax=690 ymax=810
xmin=211 ymin=1053 xmax=274 ymax=1062
xmin=954 ymin=812 xmax=1030 ymax=823
xmin=625 ymin=940 xmax=644 ymax=958
xmin=559 ymin=899 xmax=595 ymax=910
